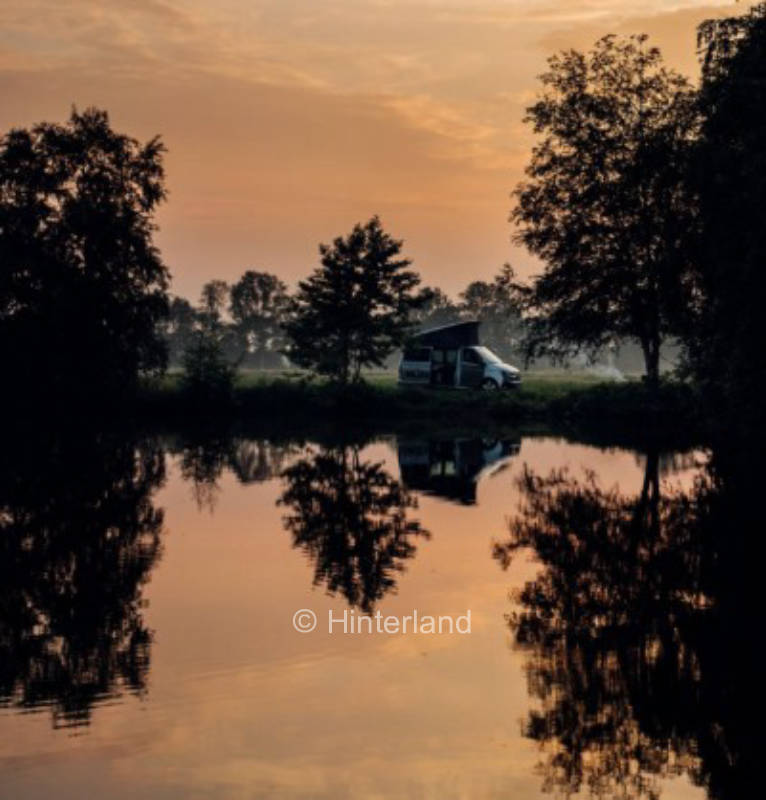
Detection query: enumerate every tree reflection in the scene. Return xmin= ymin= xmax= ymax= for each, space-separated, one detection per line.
xmin=175 ymin=430 xmax=295 ymax=510
xmin=279 ymin=445 xmax=429 ymax=613
xmin=494 ymin=447 xmax=762 ymax=800
xmin=0 ymin=430 xmax=166 ymax=729
xmin=178 ymin=430 xmax=231 ymax=511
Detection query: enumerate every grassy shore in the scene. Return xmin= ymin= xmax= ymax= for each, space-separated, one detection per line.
xmin=138 ymin=369 xmax=702 ymax=444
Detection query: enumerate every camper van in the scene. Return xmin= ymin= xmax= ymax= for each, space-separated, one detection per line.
xmin=398 ymin=321 xmax=521 ymax=390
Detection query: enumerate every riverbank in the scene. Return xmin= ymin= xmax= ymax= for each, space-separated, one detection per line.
xmin=135 ymin=371 xmax=703 ymax=446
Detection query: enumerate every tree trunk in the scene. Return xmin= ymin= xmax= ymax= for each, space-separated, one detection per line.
xmin=339 ymin=333 xmax=350 ymax=385
xmin=641 ymin=336 xmax=661 ymax=396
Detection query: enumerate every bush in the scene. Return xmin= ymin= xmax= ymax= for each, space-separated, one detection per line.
xmin=180 ymin=329 xmax=235 ymax=404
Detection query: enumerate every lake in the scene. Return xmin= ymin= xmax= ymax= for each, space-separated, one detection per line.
xmin=0 ymin=427 xmax=758 ymax=799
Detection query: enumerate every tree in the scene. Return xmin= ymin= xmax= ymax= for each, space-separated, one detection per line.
xmin=283 ymin=216 xmax=423 ymax=383
xmin=162 ymin=296 xmax=197 ymax=365
xmin=458 ymin=264 xmax=524 ymax=362
xmin=180 ymin=328 xmax=236 ymax=405
xmin=179 ymin=281 xmax=237 ymax=404
xmin=229 ymin=270 xmax=289 ymax=368
xmin=199 ymin=279 xmax=230 ymax=328
xmin=511 ymin=35 xmax=698 ymax=390
xmin=0 ymin=107 xmax=170 ymax=404
xmin=683 ymin=4 xmax=766 ymax=419
xmin=413 ymin=286 xmax=460 ymax=330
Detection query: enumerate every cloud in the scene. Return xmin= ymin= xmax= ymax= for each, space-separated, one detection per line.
xmin=0 ymin=0 xmax=752 ymax=297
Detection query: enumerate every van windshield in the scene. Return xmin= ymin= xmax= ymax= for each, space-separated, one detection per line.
xmin=474 ymin=346 xmax=503 ymax=365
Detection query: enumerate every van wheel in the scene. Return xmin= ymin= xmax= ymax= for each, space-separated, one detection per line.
xmin=481 ymin=378 xmax=499 ymax=391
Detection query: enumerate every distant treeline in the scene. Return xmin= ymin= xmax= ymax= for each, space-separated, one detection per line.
xmin=164 ymin=262 xmax=656 ymax=374
xmin=163 ymin=266 xmax=531 ymax=369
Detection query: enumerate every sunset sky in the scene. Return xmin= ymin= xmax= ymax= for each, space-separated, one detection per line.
xmin=0 ymin=0 xmax=748 ymax=300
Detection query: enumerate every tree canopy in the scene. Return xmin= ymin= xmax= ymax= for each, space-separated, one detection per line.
xmin=512 ymin=35 xmax=698 ymax=387
xmin=458 ymin=264 xmax=524 ymax=362
xmin=283 ymin=216 xmax=423 ymax=383
xmin=0 ymin=107 xmax=170 ymax=405
xmin=229 ymin=270 xmax=289 ymax=368
xmin=683 ymin=3 xmax=766 ymax=418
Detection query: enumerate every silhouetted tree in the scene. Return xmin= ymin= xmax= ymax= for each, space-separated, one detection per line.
xmin=162 ymin=296 xmax=198 ymax=365
xmin=199 ymin=278 xmax=242 ymax=357
xmin=682 ymin=4 xmax=766 ymax=420
xmin=180 ymin=283 xmax=236 ymax=404
xmin=278 ymin=444 xmax=429 ymax=612
xmin=0 ymin=108 xmax=170 ymax=405
xmin=180 ymin=332 xmax=236 ymax=405
xmin=414 ymin=286 xmax=460 ymax=330
xmin=458 ymin=264 xmax=524 ymax=361
xmin=197 ymin=279 xmax=227 ymax=326
xmin=512 ymin=35 xmax=698 ymax=390
xmin=283 ymin=217 xmax=423 ymax=383
xmin=229 ymin=270 xmax=289 ymax=368
xmin=0 ymin=429 xmax=166 ymax=729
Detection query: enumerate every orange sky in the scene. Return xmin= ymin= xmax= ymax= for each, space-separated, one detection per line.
xmin=0 ymin=0 xmax=750 ymax=300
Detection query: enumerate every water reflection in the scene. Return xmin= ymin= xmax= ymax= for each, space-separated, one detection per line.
xmin=279 ymin=443 xmax=429 ymax=613
xmin=2 ymin=427 xmax=759 ymax=800
xmin=495 ymin=444 xmax=762 ymax=800
xmin=170 ymin=432 xmax=431 ymax=613
xmin=0 ymin=430 xmax=165 ymax=729
xmin=174 ymin=430 xmax=295 ymax=510
xmin=398 ymin=436 xmax=520 ymax=504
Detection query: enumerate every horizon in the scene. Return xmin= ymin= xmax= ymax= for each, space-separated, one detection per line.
xmin=0 ymin=0 xmax=747 ymax=300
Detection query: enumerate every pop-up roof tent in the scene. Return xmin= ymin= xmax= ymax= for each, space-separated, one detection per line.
xmin=410 ymin=320 xmax=480 ymax=349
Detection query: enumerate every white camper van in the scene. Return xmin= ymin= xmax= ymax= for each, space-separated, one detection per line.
xmin=398 ymin=321 xmax=521 ymax=390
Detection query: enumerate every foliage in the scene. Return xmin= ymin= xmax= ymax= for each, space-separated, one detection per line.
xmin=413 ymin=285 xmax=461 ymax=330
xmin=682 ymin=3 xmax=766 ymax=416
xmin=199 ymin=279 xmax=230 ymax=324
xmin=512 ymin=35 xmax=698 ymax=387
xmin=180 ymin=327 xmax=236 ymax=405
xmin=178 ymin=282 xmax=236 ymax=403
xmin=0 ymin=107 xmax=170 ymax=403
xmin=229 ymin=270 xmax=289 ymax=368
xmin=162 ymin=296 xmax=197 ymax=364
xmin=458 ymin=263 xmax=524 ymax=361
xmin=283 ymin=216 xmax=423 ymax=383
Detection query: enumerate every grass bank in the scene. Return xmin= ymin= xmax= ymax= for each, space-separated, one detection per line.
xmin=138 ymin=370 xmax=702 ymax=444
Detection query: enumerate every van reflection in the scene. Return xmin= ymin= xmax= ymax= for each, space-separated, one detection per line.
xmin=397 ymin=437 xmax=520 ymax=504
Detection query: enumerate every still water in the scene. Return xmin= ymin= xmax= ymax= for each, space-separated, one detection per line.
xmin=0 ymin=429 xmax=758 ymax=799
